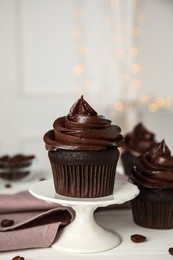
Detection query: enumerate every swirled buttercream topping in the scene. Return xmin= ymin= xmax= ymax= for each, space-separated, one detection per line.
xmin=44 ymin=95 xmax=123 ymax=151
xmin=131 ymin=140 xmax=173 ymax=189
xmin=123 ymin=123 xmax=157 ymax=155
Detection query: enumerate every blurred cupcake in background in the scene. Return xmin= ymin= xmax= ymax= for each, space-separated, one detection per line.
xmin=121 ymin=122 xmax=157 ymax=176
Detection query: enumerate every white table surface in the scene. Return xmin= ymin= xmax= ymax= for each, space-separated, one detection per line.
xmin=0 ymin=169 xmax=173 ymax=259
xmin=1 ymin=209 xmax=173 ymax=260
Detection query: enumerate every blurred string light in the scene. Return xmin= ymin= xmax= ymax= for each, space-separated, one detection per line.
xmin=101 ymin=0 xmax=143 ymax=106
xmin=72 ymin=1 xmax=92 ymax=97
xmin=141 ymin=96 xmax=173 ymax=112
xmin=108 ymin=0 xmax=173 ymax=115
xmin=72 ymin=0 xmax=173 ymax=115
xmin=114 ymin=95 xmax=173 ymax=114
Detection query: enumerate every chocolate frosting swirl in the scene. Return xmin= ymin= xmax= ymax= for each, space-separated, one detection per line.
xmin=44 ymin=96 xmax=123 ymax=151
xmin=131 ymin=140 xmax=173 ymax=189
xmin=123 ymin=123 xmax=157 ymax=154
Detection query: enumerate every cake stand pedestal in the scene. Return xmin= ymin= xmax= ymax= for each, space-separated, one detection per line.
xmin=29 ymin=179 xmax=139 ymax=253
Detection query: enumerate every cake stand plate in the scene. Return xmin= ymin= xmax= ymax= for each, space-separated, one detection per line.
xmin=29 ymin=179 xmax=139 ymax=253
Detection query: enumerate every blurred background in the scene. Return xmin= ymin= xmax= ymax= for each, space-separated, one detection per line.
xmin=0 ymin=0 xmax=173 ymax=173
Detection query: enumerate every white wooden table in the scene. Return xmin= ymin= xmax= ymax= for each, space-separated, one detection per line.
xmin=1 ymin=208 xmax=173 ymax=260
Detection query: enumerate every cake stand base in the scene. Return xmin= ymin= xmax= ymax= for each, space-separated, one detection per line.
xmin=30 ymin=179 xmax=139 ymax=254
xmin=53 ymin=204 xmax=121 ymax=253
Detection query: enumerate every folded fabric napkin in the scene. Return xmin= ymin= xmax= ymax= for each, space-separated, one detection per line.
xmin=0 ymin=190 xmax=74 ymax=251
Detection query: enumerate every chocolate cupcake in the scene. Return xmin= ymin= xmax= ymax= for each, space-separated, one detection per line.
xmin=121 ymin=123 xmax=157 ymax=176
xmin=130 ymin=140 xmax=173 ymax=229
xmin=44 ymin=95 xmax=123 ymax=198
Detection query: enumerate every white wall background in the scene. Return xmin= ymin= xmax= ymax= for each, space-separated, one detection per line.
xmin=0 ymin=0 xmax=173 ymax=173
xmin=140 ymin=0 xmax=173 ymax=98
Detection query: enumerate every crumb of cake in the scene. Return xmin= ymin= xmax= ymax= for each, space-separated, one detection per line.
xmin=1 ymin=219 xmax=14 ymax=227
xmin=130 ymin=234 xmax=146 ymax=243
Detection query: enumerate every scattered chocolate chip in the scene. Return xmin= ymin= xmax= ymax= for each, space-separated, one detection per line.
xmin=1 ymin=219 xmax=14 ymax=227
xmin=131 ymin=234 xmax=146 ymax=243
xmin=5 ymin=183 xmax=11 ymax=188
xmin=169 ymin=247 xmax=173 ymax=255
xmin=12 ymin=256 xmax=25 ymax=260
xmin=39 ymin=177 xmax=46 ymax=181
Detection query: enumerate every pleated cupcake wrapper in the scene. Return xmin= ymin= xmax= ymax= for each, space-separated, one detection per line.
xmin=131 ymin=197 xmax=173 ymax=229
xmin=51 ymin=163 xmax=117 ymax=198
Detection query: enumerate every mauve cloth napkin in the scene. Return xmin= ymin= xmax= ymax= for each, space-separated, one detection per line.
xmin=0 ymin=190 xmax=74 ymax=251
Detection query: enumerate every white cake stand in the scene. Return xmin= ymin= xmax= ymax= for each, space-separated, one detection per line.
xmin=29 ymin=179 xmax=139 ymax=254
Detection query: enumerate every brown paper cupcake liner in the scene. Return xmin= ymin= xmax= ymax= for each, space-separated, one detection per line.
xmin=131 ymin=197 xmax=173 ymax=229
xmin=51 ymin=163 xmax=117 ymax=198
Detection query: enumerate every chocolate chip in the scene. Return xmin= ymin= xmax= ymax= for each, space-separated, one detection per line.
xmin=39 ymin=177 xmax=46 ymax=181
xmin=131 ymin=234 xmax=146 ymax=243
xmin=5 ymin=183 xmax=11 ymax=188
xmin=12 ymin=256 xmax=25 ymax=260
xmin=1 ymin=219 xmax=14 ymax=227
xmin=169 ymin=247 xmax=173 ymax=255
